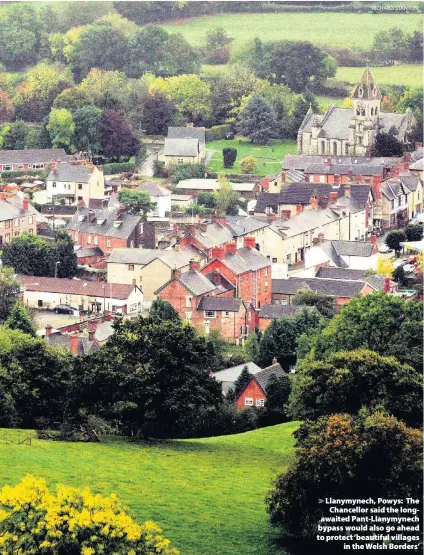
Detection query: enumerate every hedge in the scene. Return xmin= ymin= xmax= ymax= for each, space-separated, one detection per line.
xmin=102 ymin=162 xmax=136 ymax=174
xmin=205 ymin=124 xmax=233 ymax=142
xmin=0 ymin=169 xmax=45 ymax=179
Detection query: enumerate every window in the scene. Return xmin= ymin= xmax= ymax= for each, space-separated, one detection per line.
xmin=375 ymin=107 xmax=378 ymax=115
xmin=358 ymin=136 xmax=362 ymax=145
xmin=391 ymin=200 xmax=395 ymax=210
xmin=224 ymin=311 xmax=230 ymax=317
xmin=332 ymin=142 xmax=337 ymax=155
xmin=345 ymin=144 xmax=349 ymax=155
xmin=186 ymin=296 xmax=192 ymax=308
xmin=128 ymin=264 xmax=134 ymax=271
xmin=68 ymin=184 xmax=71 ymax=190
xmin=4 ymin=220 xmax=10 ymax=228
xmin=185 ymin=312 xmax=192 ymax=320
xmin=74 ymin=232 xmax=79 ymax=242
xmin=320 ymin=141 xmax=325 ymax=154
xmin=256 ymin=399 xmax=265 ymax=407
xmin=28 ymin=216 xmax=33 ymax=224
xmin=33 ymin=163 xmax=44 ymax=169
xmin=272 ymin=258 xmax=277 ymax=263
xmin=370 ymin=108 xmax=374 ymax=116
xmin=265 ymin=206 xmax=273 ymax=214
xmin=264 ymin=267 xmax=268 ymax=277
xmin=281 ymin=299 xmax=288 ymax=306
xmin=177 ymin=158 xmax=184 ymax=164
xmin=14 ymin=231 xmax=19 ymax=237
xmin=245 ymin=398 xmax=253 ymax=406
xmin=94 ymin=236 xmax=98 ymax=246
xmin=106 ymin=238 xmax=111 ymax=247
xmin=129 ymin=303 xmax=137 ymax=313
xmin=38 ymin=300 xmax=43 ymax=307
xmin=78 ymin=184 xmax=83 ymax=190
xmin=17 ymin=164 xmax=24 ymax=170
xmin=14 ymin=219 xmax=19 ymax=227
xmin=52 ymin=182 xmax=56 ymax=188
xmin=204 ymin=310 xmax=216 ymax=318
xmin=3 ymin=165 xmax=11 ymax=171
xmin=87 ymin=235 xmax=91 ymax=244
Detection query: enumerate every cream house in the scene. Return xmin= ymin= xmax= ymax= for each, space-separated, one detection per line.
xmin=0 ymin=197 xmax=37 ymax=247
xmin=158 ymin=126 xmax=206 ymax=169
xmin=46 ymin=163 xmax=105 ymax=206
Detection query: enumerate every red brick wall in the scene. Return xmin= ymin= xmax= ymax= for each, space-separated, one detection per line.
xmin=69 ymin=230 xmax=138 ymax=255
xmin=157 ymin=279 xmax=205 ymax=318
xmin=192 ymin=306 xmax=248 ymax=342
xmin=236 ymin=379 xmax=266 ymax=410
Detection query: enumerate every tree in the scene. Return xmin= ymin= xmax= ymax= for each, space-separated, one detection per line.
xmin=5 ymin=302 xmax=37 ymax=337
xmin=0 ymin=121 xmax=30 ymax=150
xmin=125 ymin=26 xmax=169 ymax=77
xmin=237 ymin=95 xmax=278 ymax=144
xmin=385 ymin=229 xmax=407 ymax=256
xmin=293 ymin=288 xmax=336 ymax=319
xmin=47 ymin=107 xmax=75 ymax=150
xmin=142 ymin=90 xmax=177 ymax=135
xmin=163 ymin=33 xmax=202 ymax=76
xmin=53 ymin=87 xmax=92 ymax=112
xmin=118 ymin=189 xmax=156 ymax=217
xmin=149 ymin=298 xmax=181 ymax=323
xmin=392 ymin=265 xmax=407 ymax=286
xmin=99 ymin=109 xmax=140 ymax=160
xmin=214 ymin=174 xmax=239 ymax=215
xmin=372 ymin=27 xmax=409 ymax=62
xmin=371 ymin=132 xmax=404 ymax=157
xmin=303 ymin=292 xmax=423 ymax=372
xmin=233 ymin=365 xmax=253 ymax=399
xmin=197 ymin=192 xmax=216 ymax=208
xmin=72 ymin=105 xmax=102 ymax=153
xmin=288 ymin=349 xmax=422 ymax=427
xmin=266 ymin=411 xmax=422 ymax=540
xmin=0 ymin=88 xmax=15 ymax=122
xmin=257 ymin=318 xmax=298 ymax=369
xmin=0 ymin=476 xmax=179 ymax=555
xmin=404 ymin=223 xmax=423 ymax=242
xmin=264 ymin=373 xmax=292 ymax=424
xmin=244 ymin=331 xmax=261 ymax=363
xmin=239 ymin=155 xmax=257 ymax=174
xmin=203 ymin=27 xmax=233 ymax=65
xmin=169 ymin=162 xmax=206 ymax=185
xmin=0 ymin=5 xmax=40 ymax=70
xmin=55 ymin=230 xmax=78 ymax=278
xmin=223 ymin=148 xmax=237 ymax=168
xmin=0 ymin=267 xmax=20 ymax=322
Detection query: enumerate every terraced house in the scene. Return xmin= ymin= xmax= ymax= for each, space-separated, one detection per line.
xmin=0 ymin=197 xmax=36 ymax=247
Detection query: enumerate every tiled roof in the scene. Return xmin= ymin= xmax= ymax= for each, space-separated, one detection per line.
xmin=197 ymin=297 xmax=242 ymax=312
xmin=76 ymin=247 xmax=104 ymax=258
xmin=272 ymin=277 xmax=366 ymax=297
xmin=411 ymin=147 xmax=423 ymax=163
xmin=226 ymin=215 xmax=269 ymax=236
xmin=0 ymin=199 xmax=25 ymax=221
xmin=45 ymin=332 xmax=98 ymax=355
xmin=270 ymin=208 xmax=340 ymax=238
xmin=255 ymin=363 xmax=286 ymax=393
xmin=220 ymin=247 xmax=270 ymax=274
xmin=67 ymin=207 xmax=141 ymax=240
xmin=380 ymin=180 xmax=406 ymax=201
xmin=188 ymin=222 xmax=234 ymax=249
xmin=94 ymin=320 xmax=115 ymax=343
xmin=179 ymin=270 xmax=216 ymax=296
xmin=47 ymin=164 xmax=91 ymax=182
xmin=410 ymin=158 xmax=423 ymax=171
xmin=168 ymin=126 xmax=205 ymax=148
xmin=163 ymin=138 xmax=199 ymax=157
xmin=107 ymin=246 xmax=202 ymax=268
xmin=213 ymin=362 xmax=262 ymax=383
xmin=351 ymin=69 xmax=382 ymax=100
xmin=0 ymin=148 xmax=67 ymax=165
xmin=399 ymin=173 xmax=420 ymax=192
xmin=137 ymin=182 xmax=171 ymax=197
xmin=18 ymin=275 xmax=136 ymax=300
xmin=315 ymin=267 xmax=366 ymax=280
xmin=283 ymin=154 xmax=398 ymax=174
xmin=331 ymin=240 xmax=374 ymax=257
xmin=259 ymin=303 xmax=314 ymax=319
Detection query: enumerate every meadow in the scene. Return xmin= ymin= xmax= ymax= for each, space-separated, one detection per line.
xmin=336 ymin=64 xmax=423 ymax=88
xmin=206 ymin=138 xmax=297 ymax=176
xmin=0 ymin=422 xmax=299 ymax=555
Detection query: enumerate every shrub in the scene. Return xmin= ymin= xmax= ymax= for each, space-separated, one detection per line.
xmin=205 ymin=124 xmax=232 ymax=142
xmin=239 ymin=155 xmax=257 ymax=173
xmin=223 ymin=147 xmax=237 ymax=168
xmin=0 ymin=169 xmax=45 ymax=179
xmin=102 ymin=162 xmax=136 ymax=174
xmin=153 ymin=159 xmax=167 ymax=178
xmin=169 ymin=162 xmax=206 ymax=184
xmin=0 ymin=475 xmax=179 ymax=555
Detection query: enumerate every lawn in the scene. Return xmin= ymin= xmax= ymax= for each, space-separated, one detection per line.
xmin=161 ymin=11 xmax=422 ymax=50
xmin=0 ymin=423 xmax=299 ymax=555
xmin=336 ymin=64 xmax=423 ymax=88
xmin=206 ymin=138 xmax=296 ymax=176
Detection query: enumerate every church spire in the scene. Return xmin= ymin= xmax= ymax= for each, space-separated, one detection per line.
xmin=351 ymin=67 xmax=382 ymax=100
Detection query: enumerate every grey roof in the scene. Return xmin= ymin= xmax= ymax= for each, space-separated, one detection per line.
xmin=329 ymin=196 xmax=364 ymax=215
xmin=351 ymin=69 xmax=382 ymax=100
xmin=315 ymin=267 xmax=366 ymax=280
xmin=137 ymin=182 xmax=171 ymax=197
xmin=45 ymin=332 xmax=98 ymax=355
xmin=168 ymin=126 xmax=205 ymax=148
xmin=258 ymin=303 xmax=314 ymax=319
xmin=379 ymin=112 xmax=408 ymax=136
xmin=411 ymin=147 xmax=423 ymax=163
xmin=399 ymin=173 xmax=420 ymax=193
xmin=179 ymin=270 xmax=216 ymax=296
xmin=255 ymin=363 xmax=286 ymax=393
xmin=364 ymin=275 xmax=390 ymax=291
xmin=67 ymin=207 xmax=141 ymax=240
xmin=107 ymin=245 xmax=202 ymax=268
xmin=47 ymin=164 xmax=91 ymax=182
xmin=94 ymin=321 xmax=114 ymax=343
xmin=220 ymin=247 xmax=270 ymax=274
xmin=163 ymin=138 xmax=199 ymax=157
xmin=331 ymin=240 xmax=375 ymax=257
xmin=213 ymin=361 xmax=262 ymax=396
xmin=226 ymin=215 xmax=269 ymax=236
xmin=380 ymin=180 xmax=408 ymax=201
xmin=0 ymin=148 xmax=67 ymax=165
xmin=410 ymin=158 xmax=423 ymax=171
xmin=188 ymin=222 xmax=234 ymax=249
xmin=272 ymin=277 xmax=366 ymax=298
xmin=0 ymin=199 xmax=27 ymax=221
xmin=76 ymin=247 xmax=104 ymax=258
xmin=283 ymin=154 xmax=398 ymax=175
xmin=269 ymin=208 xmax=340 ymax=238
xmin=197 ymin=297 xmax=242 ymax=312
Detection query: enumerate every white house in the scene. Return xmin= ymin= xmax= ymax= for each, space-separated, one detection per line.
xmin=136 ymin=182 xmax=172 ymax=218
xmin=46 ymin=162 xmax=105 ymax=206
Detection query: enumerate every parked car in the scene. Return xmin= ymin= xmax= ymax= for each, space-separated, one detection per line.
xmin=55 ymin=304 xmax=76 ymax=314
xmin=378 ymin=244 xmax=392 ymax=253
xmin=403 ymin=264 xmax=416 ymax=274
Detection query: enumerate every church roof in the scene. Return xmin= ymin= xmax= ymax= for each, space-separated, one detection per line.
xmin=351 ymin=68 xmax=382 ymax=100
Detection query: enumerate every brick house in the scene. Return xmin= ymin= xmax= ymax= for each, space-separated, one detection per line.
xmin=196 ymin=297 xmax=252 ymax=343
xmin=200 ymin=238 xmax=272 ymax=309
xmin=0 ymin=148 xmax=67 ymax=172
xmin=0 ymin=197 xmax=37 ymax=247
xmin=235 ymin=361 xmax=286 ymax=409
xmin=178 ymin=220 xmax=235 ymax=260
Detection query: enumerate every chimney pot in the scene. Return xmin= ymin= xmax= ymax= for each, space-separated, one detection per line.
xmin=272 ymin=357 xmax=277 ymax=365
xmin=45 ymin=324 xmax=52 ymax=337
xmin=244 ymin=236 xmax=256 ymax=249
xmin=385 ymin=276 xmax=391 ymax=293
xmin=88 ymin=327 xmax=95 ymax=342
xmin=327 ymin=157 xmax=332 ymax=167
xmin=329 ymin=191 xmax=338 ymax=201
xmin=212 ymin=246 xmax=225 ymax=260
xmin=23 ymin=197 xmax=29 ymax=211
xmin=70 ymin=332 xmax=79 ymax=355
xmin=189 ymin=258 xmax=200 ymax=272
xmin=344 ymin=185 xmax=351 ymax=198
xmin=172 ymin=267 xmax=182 ymax=278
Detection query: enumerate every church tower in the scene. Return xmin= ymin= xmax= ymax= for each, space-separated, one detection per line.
xmin=350 ymin=68 xmax=382 ymax=155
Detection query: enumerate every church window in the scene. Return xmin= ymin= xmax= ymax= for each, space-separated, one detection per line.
xmin=332 ymin=142 xmax=338 ymax=155
xmin=356 ymin=108 xmax=360 ymax=116
xmin=358 ymin=124 xmax=363 ymax=132
xmin=358 ymin=137 xmax=363 ymax=145
xmin=321 ymin=141 xmax=326 ymax=154
xmin=375 ymin=107 xmax=378 ymax=115
xmin=345 ymin=144 xmax=349 ymax=155
xmin=370 ymin=108 xmax=374 ymax=116
xmin=361 ymin=108 xmax=365 ymax=116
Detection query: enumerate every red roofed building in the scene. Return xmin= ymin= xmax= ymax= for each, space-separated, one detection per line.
xmin=235 ymin=361 xmax=286 ymax=409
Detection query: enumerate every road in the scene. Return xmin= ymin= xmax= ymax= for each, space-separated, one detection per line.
xmin=138 ymin=150 xmax=157 ymax=177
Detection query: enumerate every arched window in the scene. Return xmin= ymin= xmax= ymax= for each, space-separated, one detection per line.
xmin=375 ymin=107 xmax=378 ymax=115
xmin=345 ymin=143 xmax=349 ymax=155
xmin=356 ymin=108 xmax=360 ymax=116
xmin=361 ymin=108 xmax=365 ymax=116
xmin=333 ymin=142 xmax=338 ymax=155
xmin=370 ymin=107 xmax=374 ymax=116
xmin=321 ymin=141 xmax=326 ymax=154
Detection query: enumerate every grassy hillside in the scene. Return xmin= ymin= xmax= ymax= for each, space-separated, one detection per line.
xmin=0 ymin=422 xmax=299 ymax=555
xmin=161 ymin=11 xmax=422 ymax=50
xmin=336 ymin=64 xmax=423 ymax=88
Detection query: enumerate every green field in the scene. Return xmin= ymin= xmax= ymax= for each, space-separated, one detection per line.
xmin=336 ymin=64 xmax=423 ymax=87
xmin=162 ymin=11 xmax=422 ymax=50
xmin=207 ymin=138 xmax=296 ymax=176
xmin=0 ymin=423 xmax=299 ymax=555
xmin=317 ymin=95 xmax=347 ymax=110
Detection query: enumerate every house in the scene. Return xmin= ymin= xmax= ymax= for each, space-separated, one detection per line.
xmin=46 ymin=162 xmax=105 ymax=206
xmin=178 ymin=220 xmax=235 ymax=259
xmin=195 ymin=296 xmax=252 ymax=343
xmin=0 ymin=197 xmax=37 ymax=247
xmin=397 ymin=173 xmax=422 ymax=220
xmin=94 ymin=320 xmax=115 ymax=347
xmin=0 ymin=148 xmax=67 ymax=172
xmin=409 ymin=147 xmax=423 ymax=180
xmin=67 ymin=205 xmax=143 ymax=255
xmin=107 ymin=245 xmax=206 ymax=301
xmin=378 ymin=178 xmax=410 ymax=229
xmin=18 ymin=275 xmax=143 ymax=316
xmin=200 ymin=238 xmax=272 ymax=309
xmin=272 ymin=276 xmax=374 ymax=308
xmin=175 ymin=178 xmax=260 ymax=199
xmin=5 ymin=194 xmax=48 ymax=232
xmin=297 ymin=68 xmax=416 ymax=156
xmin=135 ymin=182 xmax=172 ymax=218
xmin=301 ymin=239 xmax=379 ymax=275
xmin=235 ymin=360 xmax=286 ymax=409
xmin=158 ymin=126 xmax=205 ymax=168
xmin=314 ymin=267 xmax=397 ymax=293
xmin=212 ymin=361 xmax=262 ymax=396
xmin=257 ymin=303 xmax=315 ymax=332
xmin=171 ymin=194 xmax=194 ymax=209
xmin=75 ymin=247 xmax=104 ymax=266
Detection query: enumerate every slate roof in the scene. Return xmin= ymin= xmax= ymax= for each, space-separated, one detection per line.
xmin=47 ymin=164 xmax=91 ymax=182
xmin=108 ymin=246 xmax=202 ymax=268
xmin=67 ymin=207 xmax=141 ymax=240
xmin=364 ymin=275 xmax=391 ymax=291
xmin=167 ymin=126 xmax=206 ymax=148
xmin=197 ymin=297 xmax=242 ymax=312
xmin=331 ymin=240 xmax=374 ymax=257
xmin=179 ymin=270 xmax=216 ymax=296
xmin=94 ymin=320 xmax=115 ymax=343
xmin=283 ymin=154 xmax=398 ymax=175
xmin=0 ymin=148 xmax=67 ymax=165
xmin=351 ymin=69 xmax=382 ymax=100
xmin=410 ymin=158 xmax=423 ymax=171
xmin=188 ymin=222 xmax=234 ymax=249
xmin=213 ymin=362 xmax=262 ymax=383
xmin=399 ymin=173 xmax=420 ymax=192
xmin=163 ymin=138 xmax=199 ymax=157
xmin=76 ymin=247 xmax=104 ymax=258
xmin=272 ymin=277 xmax=365 ymax=298
xmin=220 ymin=247 xmax=270 ymax=274
xmin=411 ymin=147 xmax=423 ymax=163
xmin=226 ymin=215 xmax=269 ymax=236
xmin=255 ymin=363 xmax=286 ymax=393
xmin=0 ymin=199 xmax=27 ymax=221
xmin=45 ymin=332 xmax=98 ymax=355
xmin=270 ymin=208 xmax=340 ymax=238
xmin=137 ymin=182 xmax=171 ymax=196
xmin=258 ymin=303 xmax=314 ymax=319
xmin=315 ymin=267 xmax=366 ymax=280
xmin=18 ymin=275 xmax=136 ymax=300
xmin=380 ymin=180 xmax=408 ymax=201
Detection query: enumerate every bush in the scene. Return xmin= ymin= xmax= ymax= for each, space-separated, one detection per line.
xmin=153 ymin=159 xmax=167 ymax=178
xmin=322 ymin=45 xmax=367 ymax=66
xmin=239 ymin=155 xmax=257 ymax=174
xmin=0 ymin=475 xmax=179 ymax=554
xmin=102 ymin=162 xmax=136 ymax=174
xmin=169 ymin=162 xmax=206 ymax=184
xmin=223 ymin=147 xmax=237 ymax=168
xmin=0 ymin=169 xmax=45 ymax=179
xmin=205 ymin=124 xmax=233 ymax=142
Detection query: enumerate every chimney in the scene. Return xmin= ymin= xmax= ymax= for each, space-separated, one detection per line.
xmin=98 ymin=165 xmax=103 ymax=173
xmin=391 ymin=167 xmax=400 ymax=178
xmin=89 ymin=165 xmax=95 ymax=174
xmin=45 ymin=324 xmax=52 ymax=337
xmin=50 ymin=160 xmax=56 ymax=173
xmin=70 ymin=332 xmax=79 ymax=355
xmin=272 ymin=357 xmax=278 ymax=365
xmin=172 ymin=267 xmax=182 ymax=278
xmin=225 ymin=243 xmax=237 ymax=255
xmin=385 ymin=277 xmax=391 ymax=293
xmin=347 ymin=169 xmax=352 ymax=179
xmin=310 ymin=197 xmax=319 ymax=209
xmin=266 ymin=213 xmax=277 ymax=223
xmin=211 ymin=214 xmax=228 ymax=227
xmin=23 ymin=197 xmax=29 ymax=211
xmin=329 ymin=191 xmax=338 ymax=202
xmin=88 ymin=327 xmax=95 ymax=342
xmin=327 ymin=157 xmax=332 ymax=167
xmin=89 ymin=210 xmax=96 ymax=222
xmin=402 ymin=152 xmax=411 ymax=171
xmin=244 ymin=236 xmax=256 ymax=249
xmin=296 ymin=204 xmax=302 ymax=214
xmin=344 ymin=185 xmax=351 ymax=198
xmin=281 ymin=171 xmax=286 ymax=182
xmin=211 ymin=246 xmax=225 ymax=260
xmin=189 ymin=258 xmax=200 ymax=272
xmin=173 ymin=223 xmax=178 ymax=234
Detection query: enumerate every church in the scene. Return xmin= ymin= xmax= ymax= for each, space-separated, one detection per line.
xmin=297 ymin=68 xmax=417 ymax=156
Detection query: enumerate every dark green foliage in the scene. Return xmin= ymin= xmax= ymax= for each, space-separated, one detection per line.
xmin=6 ymin=303 xmax=37 ymax=337
xmin=0 ymin=170 xmax=45 ymax=180
xmin=149 ymin=298 xmax=181 ymax=323
xmin=118 ymin=189 xmax=156 ymax=217
xmin=266 ymin=411 xmax=422 ymax=540
xmin=202 ymin=27 xmax=233 ymax=65
xmin=288 ymin=349 xmax=422 ymax=427
xmin=72 ymin=105 xmax=102 ymax=153
xmin=169 ymin=163 xmax=206 ymax=184
xmin=222 ymin=148 xmax=237 ymax=168
xmin=264 ymin=373 xmax=292 ymax=425
xmin=237 ymin=95 xmax=278 ymax=144
xmin=205 ymin=124 xmax=233 ymax=142
xmin=142 ymin=91 xmax=177 ymax=136
xmin=392 ymin=265 xmax=407 ymax=286
xmin=0 ymin=5 xmax=40 ymax=70
xmin=405 ymin=223 xmax=423 ymax=242
xmin=292 ymin=289 xmax=336 ymax=318
xmin=54 ymin=230 xmax=78 ymax=278
xmin=102 ymin=162 xmax=136 ymax=174
xmin=197 ymin=192 xmax=216 ymax=208
xmin=99 ymin=109 xmax=140 ymax=160
xmin=234 ymin=366 xmax=253 ymax=398
xmin=153 ymin=160 xmax=167 ymax=178
xmin=371 ymin=132 xmax=404 ymax=157
xmin=0 ymin=268 xmax=20 ymax=322
xmin=385 ymin=229 xmax=407 ymax=255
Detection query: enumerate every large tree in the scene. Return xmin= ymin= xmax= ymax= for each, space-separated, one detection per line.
xmin=237 ymin=95 xmax=278 ymax=145
xmin=72 ymin=105 xmax=103 ymax=153
xmin=266 ymin=411 xmax=422 ymax=541
xmin=142 ymin=90 xmax=177 ymax=135
xmin=47 ymin=107 xmax=75 ymax=150
xmin=293 ymin=288 xmax=336 ymax=319
xmin=0 ymin=89 xmax=15 ymax=123
xmin=202 ymin=27 xmax=233 ymax=65
xmin=214 ymin=174 xmax=239 ymax=215
xmin=5 ymin=302 xmax=37 ymax=337
xmin=118 ymin=189 xmax=156 ymax=217
xmin=0 ymin=267 xmax=20 ymax=322
xmin=288 ymin=349 xmax=422 ymax=427
xmin=371 ymin=132 xmax=404 ymax=157
xmin=149 ymin=298 xmax=181 ymax=323
xmin=385 ymin=229 xmax=407 ymax=256
xmin=99 ymin=109 xmax=140 ymax=160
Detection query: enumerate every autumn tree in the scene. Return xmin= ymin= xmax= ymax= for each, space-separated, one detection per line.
xmin=239 ymin=155 xmax=257 ymax=174
xmin=0 ymin=89 xmax=15 ymax=122
xmin=99 ymin=109 xmax=140 ymax=160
